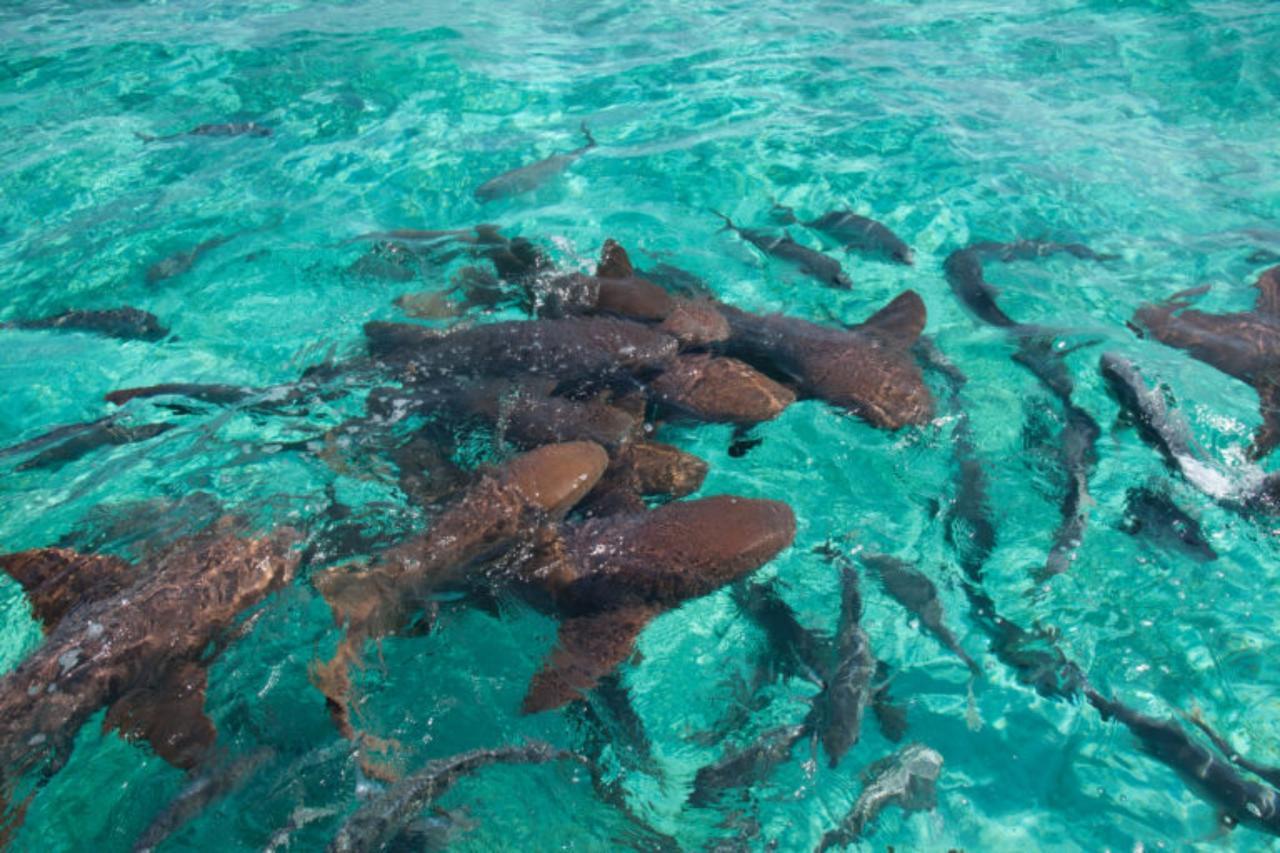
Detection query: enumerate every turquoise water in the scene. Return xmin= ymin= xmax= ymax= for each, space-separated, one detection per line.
xmin=2 ymin=0 xmax=1280 ymax=849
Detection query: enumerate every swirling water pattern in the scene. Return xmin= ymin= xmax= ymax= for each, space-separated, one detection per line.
xmin=1 ymin=0 xmax=1279 ymax=849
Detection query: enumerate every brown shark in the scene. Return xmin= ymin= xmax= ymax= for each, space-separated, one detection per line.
xmin=311 ymin=442 xmax=611 ymax=738
xmin=520 ymin=494 xmax=796 ymax=713
xmin=579 ymin=440 xmax=710 ymax=517
xmin=719 ymin=290 xmax=933 ymax=429
xmin=0 ymin=522 xmax=298 ymax=831
xmin=3 ymin=307 xmax=168 ymax=341
xmin=649 ymin=353 xmax=795 ymax=424
xmin=1132 ymin=265 xmax=1280 ymax=459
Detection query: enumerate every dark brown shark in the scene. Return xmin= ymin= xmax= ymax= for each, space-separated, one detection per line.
xmin=719 ymin=290 xmax=933 ymax=429
xmin=1132 ymin=265 xmax=1280 ymax=460
xmin=0 ymin=522 xmax=298 ymax=831
xmin=649 ymin=353 xmax=796 ymax=425
xmin=3 ymin=307 xmax=168 ymax=341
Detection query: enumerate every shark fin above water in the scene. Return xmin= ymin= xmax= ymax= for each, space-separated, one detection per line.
xmin=856 ymin=289 xmax=927 ymax=347
xmin=596 ymin=239 xmax=635 ymax=280
xmin=103 ymin=659 xmax=215 ymax=770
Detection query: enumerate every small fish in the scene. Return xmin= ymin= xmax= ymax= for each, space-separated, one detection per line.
xmin=816 ymin=742 xmax=943 ymax=850
xmin=714 ymin=212 xmax=852 ymax=289
xmin=1119 ymin=487 xmax=1217 ymax=562
xmin=146 ymin=236 xmax=235 ymax=284
xmin=864 ymin=554 xmax=979 ymax=675
xmin=133 ymin=748 xmax=274 ymax=852
xmin=474 ymin=123 xmax=596 ymax=202
xmin=732 ymin=580 xmax=828 ymax=686
xmin=327 ymin=743 xmax=579 ymax=853
xmin=3 ymin=307 xmax=168 ymax=341
xmin=773 ymin=205 xmax=913 ymax=265
xmin=136 ymin=122 xmax=272 ymax=143
xmin=807 ymin=559 xmax=878 ymax=768
xmin=687 ymin=724 xmax=807 ymax=807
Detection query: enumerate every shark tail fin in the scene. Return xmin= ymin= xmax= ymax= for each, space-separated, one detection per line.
xmin=769 ymin=199 xmax=798 ymax=225
xmin=579 ymin=121 xmax=596 ymax=149
xmin=709 ymin=210 xmax=735 ymax=233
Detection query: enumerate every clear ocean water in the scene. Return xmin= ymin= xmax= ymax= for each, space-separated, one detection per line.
xmin=1 ymin=0 xmax=1279 ymax=850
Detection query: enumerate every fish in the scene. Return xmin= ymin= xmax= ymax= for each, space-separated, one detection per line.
xmin=807 ymin=558 xmax=879 ymax=768
xmin=349 ymin=224 xmax=505 ymax=246
xmin=1039 ymin=402 xmax=1100 ymax=581
xmin=1085 ymin=687 xmax=1280 ymax=838
xmin=713 ymin=212 xmax=852 ymax=289
xmin=14 ymin=421 xmax=176 ymax=471
xmin=0 ymin=522 xmax=298 ymax=831
xmin=363 ymin=316 xmax=679 ymax=386
xmin=731 ymin=580 xmax=828 ymax=687
xmin=3 ymin=307 xmax=168 ymax=341
xmin=650 ymin=354 xmax=796 ymax=425
xmin=474 ymin=122 xmax=596 ymax=202
xmin=687 ymin=724 xmax=807 ymax=807
xmin=146 ymin=236 xmax=235 ymax=284
xmin=863 ymin=554 xmax=980 ymax=675
xmin=328 ymin=743 xmax=581 ymax=853
xmin=816 ymin=742 xmax=943 ymax=850
xmin=1119 ymin=486 xmax=1217 ymax=562
xmin=133 ymin=748 xmax=274 ymax=852
xmin=521 ymin=494 xmax=797 ymax=713
xmin=772 ymin=205 xmax=913 ymax=265
xmin=136 ymin=122 xmax=272 ymax=143
xmin=719 ymin=290 xmax=933 ymax=429
xmin=1131 ymin=265 xmax=1280 ymax=460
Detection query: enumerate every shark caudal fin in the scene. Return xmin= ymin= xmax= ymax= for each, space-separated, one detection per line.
xmin=579 ymin=121 xmax=596 ymax=150
xmin=709 ymin=210 xmax=736 ymax=233
xmin=521 ymin=605 xmax=661 ymax=714
xmin=769 ymin=200 xmax=799 ymax=225
xmin=596 ymin=239 xmax=635 ymax=279
xmin=857 ymin=290 xmax=927 ymax=347
xmin=0 ymin=548 xmax=132 ymax=633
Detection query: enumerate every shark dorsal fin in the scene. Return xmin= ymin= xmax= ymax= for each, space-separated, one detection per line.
xmin=521 ymin=604 xmax=661 ymax=714
xmin=596 ymin=239 xmax=634 ymax=279
xmin=857 ymin=290 xmax=927 ymax=347
xmin=0 ymin=548 xmax=132 ymax=632
xmin=1254 ymin=265 xmax=1280 ymax=316
xmin=104 ymin=660 xmax=215 ymax=769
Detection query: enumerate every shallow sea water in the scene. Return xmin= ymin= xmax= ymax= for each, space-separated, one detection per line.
xmin=1 ymin=0 xmax=1280 ymax=850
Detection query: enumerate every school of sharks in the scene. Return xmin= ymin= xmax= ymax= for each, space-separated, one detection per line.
xmin=4 ymin=119 xmax=1280 ymax=851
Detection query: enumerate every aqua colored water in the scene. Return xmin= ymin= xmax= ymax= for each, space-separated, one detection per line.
xmin=2 ymin=0 xmax=1280 ymax=849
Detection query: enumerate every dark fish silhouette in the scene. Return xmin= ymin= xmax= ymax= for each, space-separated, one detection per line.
xmin=1099 ymin=353 xmax=1198 ymax=474
xmin=1085 ymin=687 xmax=1280 ymax=838
xmin=3 ymin=307 xmax=168 ymax=341
xmin=328 ymin=743 xmax=580 ymax=853
xmin=863 ymin=554 xmax=979 ymax=675
xmin=105 ymin=383 xmax=266 ymax=408
xmin=687 ymin=724 xmax=807 ymax=807
xmin=1132 ymin=265 xmax=1280 ymax=460
xmin=474 ymin=123 xmax=596 ymax=202
xmin=349 ymin=224 xmax=505 ymax=246
xmin=1039 ymin=402 xmax=1100 ymax=581
xmin=816 ymin=742 xmax=943 ymax=850
xmin=720 ymin=290 xmax=932 ymax=429
xmin=136 ymin=122 xmax=272 ymax=143
xmin=14 ymin=421 xmax=175 ymax=471
xmin=807 ymin=559 xmax=879 ymax=768
xmin=713 ymin=212 xmax=852 ymax=289
xmin=134 ymin=748 xmax=274 ymax=853
xmin=146 ymin=236 xmax=234 ymax=284
xmin=772 ymin=205 xmax=913 ymax=265
xmin=731 ymin=580 xmax=828 ymax=686
xmin=1119 ymin=487 xmax=1217 ymax=562
xmin=0 ymin=523 xmax=298 ymax=830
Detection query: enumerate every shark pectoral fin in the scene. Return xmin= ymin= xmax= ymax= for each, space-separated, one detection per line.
xmin=596 ymin=239 xmax=635 ymax=279
xmin=313 ymin=563 xmax=405 ymax=638
xmin=521 ymin=605 xmax=662 ymax=714
xmin=1254 ymin=266 xmax=1280 ymax=316
xmin=104 ymin=660 xmax=215 ymax=770
xmin=0 ymin=548 xmax=132 ymax=633
xmin=858 ymin=290 xmax=927 ymax=347
xmin=1249 ymin=379 xmax=1280 ymax=461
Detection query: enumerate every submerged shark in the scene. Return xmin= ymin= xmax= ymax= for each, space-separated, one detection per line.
xmin=474 ymin=123 xmax=596 ymax=202
xmin=713 ymin=212 xmax=853 ymax=289
xmin=771 ymin=204 xmax=914 ymax=265
xmin=816 ymin=742 xmax=943 ymax=850
xmin=2 ymin=307 xmax=168 ymax=341
xmin=1132 ymin=265 xmax=1280 ymax=460
xmin=0 ymin=522 xmax=298 ymax=834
